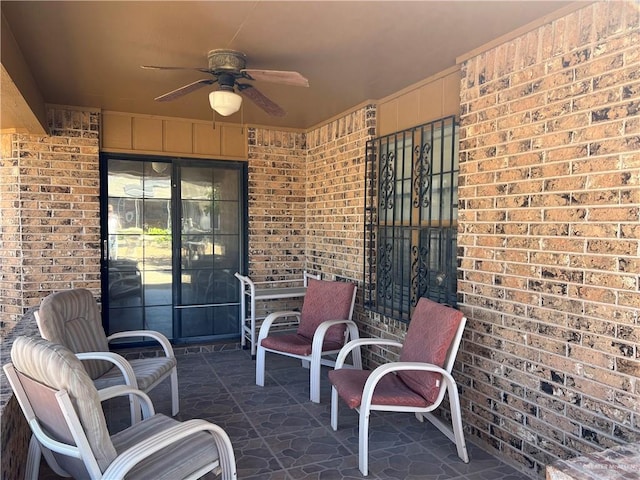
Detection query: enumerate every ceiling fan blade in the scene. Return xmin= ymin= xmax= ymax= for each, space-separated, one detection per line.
xmin=242 ymin=69 xmax=309 ymax=87
xmin=237 ymin=84 xmax=286 ymax=117
xmin=142 ymin=65 xmax=212 ymax=74
xmin=154 ymin=79 xmax=216 ymax=102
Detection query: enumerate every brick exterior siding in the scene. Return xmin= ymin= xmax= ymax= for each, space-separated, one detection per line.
xmin=244 ymin=128 xmax=308 ymax=316
xmin=305 ymin=106 xmax=375 ymax=282
xmin=457 ymin=1 xmax=639 ymax=475
xmin=246 ymin=106 xmax=375 ymax=320
xmin=0 ymin=108 xmax=101 ymax=334
xmin=246 ymin=127 xmax=308 ymax=283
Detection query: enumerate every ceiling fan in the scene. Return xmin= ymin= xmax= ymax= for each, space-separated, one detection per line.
xmin=142 ymin=49 xmax=309 ymax=117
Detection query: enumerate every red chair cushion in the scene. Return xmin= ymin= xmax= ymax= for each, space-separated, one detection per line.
xmin=260 ymin=333 xmax=344 ymax=356
xmin=397 ymin=298 xmax=463 ymax=404
xmin=328 ymin=368 xmax=429 ymax=409
xmin=296 ymin=279 xmax=355 ymax=344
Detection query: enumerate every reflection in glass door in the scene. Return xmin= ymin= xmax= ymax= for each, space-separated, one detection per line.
xmin=178 ymin=165 xmax=242 ymax=339
xmin=102 ymin=155 xmax=246 ymax=343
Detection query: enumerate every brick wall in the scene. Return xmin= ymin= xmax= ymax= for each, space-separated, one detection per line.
xmin=0 ymin=108 xmax=101 ymax=334
xmin=246 ymin=106 xmax=375 ymax=319
xmin=245 ymin=128 xmax=308 ymax=315
xmin=457 ymin=1 xmax=639 ymax=476
xmin=0 ymin=134 xmax=22 ymax=333
xmin=305 ymin=106 xmax=375 ymax=282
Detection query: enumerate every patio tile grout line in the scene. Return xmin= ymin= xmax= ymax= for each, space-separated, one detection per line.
xmin=204 ymin=353 xmax=309 ymax=477
xmin=185 ymin=351 xmax=532 ymax=480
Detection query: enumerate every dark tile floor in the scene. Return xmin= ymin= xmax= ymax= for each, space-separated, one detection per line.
xmin=43 ymin=348 xmax=533 ymax=479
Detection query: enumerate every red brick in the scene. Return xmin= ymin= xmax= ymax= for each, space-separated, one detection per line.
xmin=543 ymin=207 xmax=588 ymax=222
xmin=618 ymin=291 xmax=640 ymax=309
xmin=587 ymin=238 xmax=637 ymax=256
xmin=546 ymin=144 xmax=589 ymax=162
xmin=576 ymin=53 xmax=625 ymax=81
xmin=509 ymin=180 xmax=545 ymax=195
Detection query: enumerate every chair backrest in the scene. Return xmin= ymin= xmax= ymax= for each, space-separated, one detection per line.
xmin=9 ymin=335 xmax=117 ymax=476
xmin=397 ymin=298 xmax=466 ymax=404
xmin=37 ymin=288 xmax=112 ymax=379
xmin=296 ymin=279 xmax=356 ymax=344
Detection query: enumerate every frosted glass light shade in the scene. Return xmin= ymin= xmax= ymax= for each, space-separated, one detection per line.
xmin=209 ymin=90 xmax=242 ymax=116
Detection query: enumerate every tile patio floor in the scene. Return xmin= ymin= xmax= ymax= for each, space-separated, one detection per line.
xmin=42 ymin=348 xmax=533 ymax=479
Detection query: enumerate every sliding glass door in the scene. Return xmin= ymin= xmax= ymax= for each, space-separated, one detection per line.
xmin=102 ymin=155 xmax=247 ymax=344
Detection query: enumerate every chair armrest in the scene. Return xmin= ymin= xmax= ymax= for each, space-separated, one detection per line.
xmin=103 ymin=419 xmax=237 ymax=480
xmin=334 ymin=338 xmax=403 ymax=369
xmin=107 ymin=330 xmax=175 ymax=359
xmin=97 ymin=385 xmax=155 ymax=419
xmin=75 ymin=352 xmax=139 ymax=389
xmin=257 ymin=311 xmax=301 ymax=342
xmin=362 ymin=361 xmax=454 ymax=408
xmin=28 ymin=418 xmax=83 ymax=460
xmin=312 ymin=319 xmax=362 ymax=368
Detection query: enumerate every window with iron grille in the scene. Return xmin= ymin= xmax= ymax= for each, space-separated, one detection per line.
xmin=364 ymin=115 xmax=458 ymax=322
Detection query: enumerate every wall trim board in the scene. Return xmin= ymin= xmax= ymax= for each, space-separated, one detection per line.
xmin=377 ymin=65 xmax=461 ymax=106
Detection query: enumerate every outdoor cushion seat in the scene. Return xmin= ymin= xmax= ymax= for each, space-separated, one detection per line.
xmin=260 ymin=334 xmax=344 ymax=356
xmin=93 ymin=357 xmax=174 ymax=390
xmin=328 ymin=369 xmax=429 ymax=408
xmin=109 ymin=414 xmax=222 ymax=480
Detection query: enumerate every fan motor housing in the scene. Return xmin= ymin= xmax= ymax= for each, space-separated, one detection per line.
xmin=207 ymin=49 xmax=246 ymax=72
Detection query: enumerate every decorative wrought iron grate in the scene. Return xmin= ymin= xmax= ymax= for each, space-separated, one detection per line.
xmin=364 ymin=116 xmax=458 ymax=322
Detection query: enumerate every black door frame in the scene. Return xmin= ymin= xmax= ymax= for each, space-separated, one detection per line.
xmin=99 ymin=152 xmax=249 ymax=345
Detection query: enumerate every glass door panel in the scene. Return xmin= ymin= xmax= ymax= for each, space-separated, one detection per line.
xmin=177 ymin=164 xmax=241 ymax=339
xmin=106 ymin=159 xmax=173 ymax=338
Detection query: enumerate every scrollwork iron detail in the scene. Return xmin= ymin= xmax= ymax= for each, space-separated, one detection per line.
xmin=410 ymin=243 xmax=429 ymax=307
xmin=377 ymin=242 xmax=394 ymax=300
xmin=412 ymin=142 xmax=431 ymax=208
xmin=379 ymin=151 xmax=395 ymax=210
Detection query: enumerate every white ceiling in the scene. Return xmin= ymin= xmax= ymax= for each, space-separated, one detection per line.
xmin=2 ymin=1 xmax=572 ymax=130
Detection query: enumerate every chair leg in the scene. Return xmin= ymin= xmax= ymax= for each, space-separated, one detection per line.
xmin=256 ymin=346 xmax=265 ymax=386
xmin=358 ymin=407 xmax=371 ymax=476
xmin=421 ymin=381 xmax=470 ymax=464
xmin=309 ymin=357 xmax=321 ymax=403
xmin=448 ymin=385 xmax=469 ymax=463
xmin=171 ymin=367 xmax=179 ymax=416
xmin=25 ymin=435 xmax=42 ymax=480
xmin=330 ymin=386 xmax=339 ymax=430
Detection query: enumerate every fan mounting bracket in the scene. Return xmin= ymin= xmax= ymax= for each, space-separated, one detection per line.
xmin=207 ymin=49 xmax=247 ymax=73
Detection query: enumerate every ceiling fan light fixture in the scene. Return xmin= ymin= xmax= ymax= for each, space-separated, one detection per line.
xmin=209 ymin=90 xmax=242 ymax=116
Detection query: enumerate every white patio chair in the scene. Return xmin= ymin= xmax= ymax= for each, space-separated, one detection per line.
xmin=256 ymin=278 xmax=360 ymax=403
xmin=4 ymin=335 xmax=236 ymax=480
xmin=328 ymin=297 xmax=469 ymax=475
